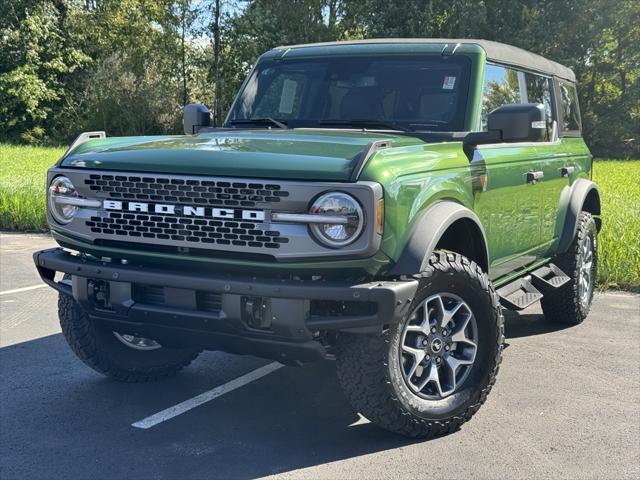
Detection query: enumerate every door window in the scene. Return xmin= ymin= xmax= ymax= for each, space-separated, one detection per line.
xmin=480 ymin=64 xmax=521 ymax=130
xmin=524 ymin=73 xmax=554 ymax=141
xmin=481 ymin=64 xmax=556 ymax=141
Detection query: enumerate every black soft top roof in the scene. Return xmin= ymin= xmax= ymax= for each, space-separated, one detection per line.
xmin=274 ymin=38 xmax=576 ymax=82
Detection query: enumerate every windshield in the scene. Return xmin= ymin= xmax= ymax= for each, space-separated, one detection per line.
xmin=227 ymin=55 xmax=471 ymax=132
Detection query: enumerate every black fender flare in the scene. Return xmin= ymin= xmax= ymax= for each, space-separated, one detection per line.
xmin=557 ymin=179 xmax=601 ymax=254
xmin=388 ymin=201 xmax=489 ymax=275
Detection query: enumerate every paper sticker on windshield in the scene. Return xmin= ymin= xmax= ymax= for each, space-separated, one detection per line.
xmin=278 ymin=79 xmax=298 ymax=114
xmin=443 ymin=76 xmax=456 ymax=90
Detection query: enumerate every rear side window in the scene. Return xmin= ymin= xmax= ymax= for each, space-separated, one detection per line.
xmin=524 ymin=73 xmax=554 ymax=141
xmin=559 ymin=81 xmax=581 ymax=134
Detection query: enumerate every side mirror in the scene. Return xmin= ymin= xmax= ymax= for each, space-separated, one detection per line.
xmin=488 ymin=103 xmax=545 ymax=142
xmin=183 ymin=104 xmax=210 ymax=135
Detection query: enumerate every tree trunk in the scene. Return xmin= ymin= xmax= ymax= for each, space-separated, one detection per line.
xmin=328 ymin=0 xmax=338 ymax=31
xmin=181 ymin=2 xmax=188 ymax=106
xmin=213 ymin=0 xmax=222 ymax=126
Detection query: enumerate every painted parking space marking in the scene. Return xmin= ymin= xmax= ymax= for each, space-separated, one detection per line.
xmin=0 ymin=284 xmax=47 ymax=296
xmin=598 ymin=291 xmax=638 ymax=298
xmin=132 ymin=362 xmax=284 ymax=429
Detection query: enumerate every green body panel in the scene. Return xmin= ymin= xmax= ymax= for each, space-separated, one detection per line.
xmin=469 ymin=138 xmax=591 ymax=277
xmin=61 ymin=130 xmax=420 ymax=181
xmin=359 ymin=141 xmax=475 ymax=263
xmin=265 ymin=42 xmax=482 ymax=59
xmin=52 ymin=41 xmax=594 ymax=284
xmin=533 ymin=137 xmax=593 ymax=253
xmin=359 ymin=136 xmax=592 ymax=280
xmin=466 ymin=48 xmax=487 ymax=131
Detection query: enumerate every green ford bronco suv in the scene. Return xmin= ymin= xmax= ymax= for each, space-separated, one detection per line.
xmin=34 ymin=39 xmax=601 ymax=438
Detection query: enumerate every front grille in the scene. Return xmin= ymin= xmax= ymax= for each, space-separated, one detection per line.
xmin=83 ymin=174 xmax=288 ymax=207
xmin=86 ymin=212 xmax=288 ymax=249
xmin=81 ymin=173 xmax=293 ymax=251
xmin=53 ymin=168 xmax=380 ymax=261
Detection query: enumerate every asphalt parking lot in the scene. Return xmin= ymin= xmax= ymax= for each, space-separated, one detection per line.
xmin=1 ymin=232 xmax=639 ymax=480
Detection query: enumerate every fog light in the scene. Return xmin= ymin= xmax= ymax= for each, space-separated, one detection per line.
xmin=241 ymin=296 xmax=271 ymax=330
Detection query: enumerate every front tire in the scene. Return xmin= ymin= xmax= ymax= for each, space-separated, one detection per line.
xmin=336 ymin=251 xmax=504 ymax=438
xmin=59 ymin=292 xmax=200 ymax=382
xmin=541 ymin=212 xmax=598 ymax=325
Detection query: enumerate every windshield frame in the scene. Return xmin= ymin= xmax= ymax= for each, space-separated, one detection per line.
xmin=225 ymin=53 xmax=474 ymax=133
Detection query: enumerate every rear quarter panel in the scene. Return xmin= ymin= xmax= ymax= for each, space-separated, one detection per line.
xmin=545 ymin=137 xmax=593 ymax=251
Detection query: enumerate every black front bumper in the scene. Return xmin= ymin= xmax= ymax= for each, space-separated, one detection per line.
xmin=34 ymin=248 xmax=417 ymax=363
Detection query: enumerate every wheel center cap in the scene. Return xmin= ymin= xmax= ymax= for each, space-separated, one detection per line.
xmin=430 ymin=337 xmax=443 ymax=353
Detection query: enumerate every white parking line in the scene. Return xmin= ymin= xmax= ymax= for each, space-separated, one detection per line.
xmin=599 ymin=291 xmax=638 ymax=298
xmin=0 ymin=284 xmax=47 ymax=296
xmin=132 ymin=362 xmax=284 ymax=429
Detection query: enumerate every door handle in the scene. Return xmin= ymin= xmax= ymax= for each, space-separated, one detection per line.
xmin=560 ymin=166 xmax=575 ymax=177
xmin=526 ymin=171 xmax=544 ymax=184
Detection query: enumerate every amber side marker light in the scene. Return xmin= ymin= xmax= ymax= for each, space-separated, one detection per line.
xmin=375 ymin=198 xmax=384 ymax=235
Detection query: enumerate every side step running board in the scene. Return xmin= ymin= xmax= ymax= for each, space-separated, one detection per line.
xmin=497 ymin=263 xmax=571 ymax=311
xmin=530 ymin=263 xmax=570 ymax=291
xmin=497 ymin=277 xmax=543 ymax=310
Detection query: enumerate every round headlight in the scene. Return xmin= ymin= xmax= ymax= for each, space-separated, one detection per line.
xmin=309 ymin=192 xmax=364 ymax=247
xmin=48 ymin=176 xmax=78 ymax=224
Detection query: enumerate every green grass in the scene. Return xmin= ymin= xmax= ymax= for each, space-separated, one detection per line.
xmin=0 ymin=144 xmax=638 ymax=288
xmin=0 ymin=144 xmax=65 ymax=231
xmin=592 ymin=160 xmax=640 ymax=290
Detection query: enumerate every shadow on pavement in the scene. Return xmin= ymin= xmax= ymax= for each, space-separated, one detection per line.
xmin=503 ymin=311 xmax=575 ymax=339
xmin=1 ymin=307 xmax=575 ymax=479
xmin=1 ymin=333 xmax=420 ymax=479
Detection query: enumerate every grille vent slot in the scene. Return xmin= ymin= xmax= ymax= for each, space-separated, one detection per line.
xmin=197 ymin=291 xmax=223 ymax=313
xmin=133 ymin=285 xmax=165 ymax=306
xmin=86 ymin=212 xmax=287 ymax=249
xmin=83 ymin=175 xmax=289 ymax=207
xmin=133 ymin=284 xmax=223 ymax=315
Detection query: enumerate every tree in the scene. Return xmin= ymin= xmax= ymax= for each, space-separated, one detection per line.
xmin=340 ymin=0 xmax=639 ymax=158
xmin=217 ymin=0 xmax=346 ymax=119
xmin=0 ymin=0 xmax=90 ymax=142
xmin=0 ymin=0 xmax=636 ymax=157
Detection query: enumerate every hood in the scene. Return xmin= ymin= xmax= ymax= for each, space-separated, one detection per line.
xmin=60 ymin=129 xmax=423 ymax=181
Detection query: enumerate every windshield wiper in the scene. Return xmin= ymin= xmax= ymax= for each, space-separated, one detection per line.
xmin=227 ymin=117 xmax=288 ymax=129
xmin=318 ymin=119 xmax=409 ymax=132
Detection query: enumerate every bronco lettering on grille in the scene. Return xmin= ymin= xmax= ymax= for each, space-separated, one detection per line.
xmin=103 ymin=200 xmax=265 ymax=221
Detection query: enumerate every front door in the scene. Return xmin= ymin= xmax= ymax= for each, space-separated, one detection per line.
xmin=472 ymin=64 xmax=546 ymax=278
xmin=471 ymin=147 xmax=545 ymax=279
xmin=472 ymin=64 xmax=568 ymax=279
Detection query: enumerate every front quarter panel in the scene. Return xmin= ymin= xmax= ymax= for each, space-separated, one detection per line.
xmin=359 ymin=142 xmax=474 ymax=268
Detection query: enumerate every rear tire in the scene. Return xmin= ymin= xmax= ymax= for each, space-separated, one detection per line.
xmin=541 ymin=212 xmax=598 ymax=325
xmin=58 ymin=292 xmax=200 ymax=382
xmin=335 ymin=251 xmax=504 ymax=438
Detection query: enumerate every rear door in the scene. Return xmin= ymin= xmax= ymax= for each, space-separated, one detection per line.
xmin=541 ymin=80 xmax=591 ymax=254
xmin=521 ymin=72 xmax=570 ymax=254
